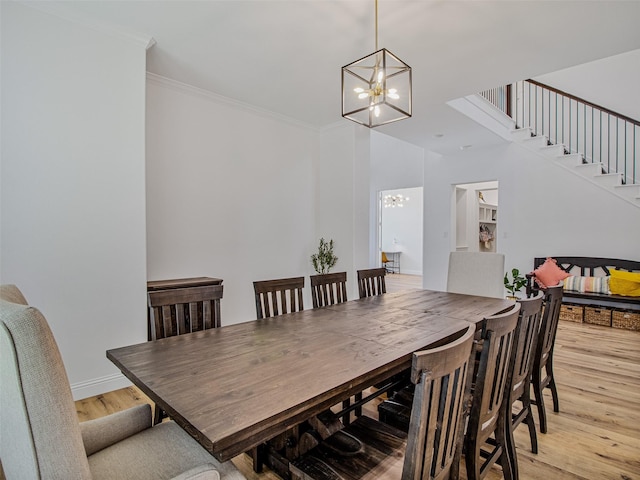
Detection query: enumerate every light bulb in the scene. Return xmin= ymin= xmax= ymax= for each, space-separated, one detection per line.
xmin=354 ymin=87 xmax=364 ymax=93
xmin=377 ymin=71 xmax=384 ymax=83
xmin=358 ymin=92 xmax=369 ymax=99
xmin=374 ymin=105 xmax=380 ymax=117
xmin=388 ymin=88 xmax=399 ymax=100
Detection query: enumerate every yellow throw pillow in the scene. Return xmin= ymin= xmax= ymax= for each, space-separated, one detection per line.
xmin=609 ymin=269 xmax=640 ymax=297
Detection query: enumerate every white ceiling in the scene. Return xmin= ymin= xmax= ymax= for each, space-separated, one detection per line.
xmin=43 ymin=0 xmax=640 ymax=154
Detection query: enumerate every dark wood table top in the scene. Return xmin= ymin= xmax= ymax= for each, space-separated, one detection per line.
xmin=107 ymin=289 xmax=513 ymax=461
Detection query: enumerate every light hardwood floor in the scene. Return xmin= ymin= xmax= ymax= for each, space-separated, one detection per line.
xmin=385 ymin=273 xmax=422 ymax=293
xmin=71 ymin=316 xmax=640 ymax=480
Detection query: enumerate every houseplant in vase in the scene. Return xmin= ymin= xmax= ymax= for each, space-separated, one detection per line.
xmin=311 ymin=238 xmax=338 ymax=274
xmin=504 ymin=268 xmax=527 ymax=299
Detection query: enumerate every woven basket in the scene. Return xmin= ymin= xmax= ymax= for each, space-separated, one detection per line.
xmin=584 ymin=306 xmax=612 ymax=326
xmin=559 ymin=304 xmax=583 ymax=323
xmin=612 ymin=310 xmax=640 ymax=331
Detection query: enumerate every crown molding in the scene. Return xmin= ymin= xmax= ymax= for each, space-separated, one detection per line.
xmin=147 ymin=73 xmax=319 ymax=132
xmin=20 ymin=1 xmax=156 ymax=50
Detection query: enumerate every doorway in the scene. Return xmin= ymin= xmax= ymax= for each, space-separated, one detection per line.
xmin=454 ymin=181 xmax=499 ymax=253
xmin=378 ymin=187 xmax=423 ymax=275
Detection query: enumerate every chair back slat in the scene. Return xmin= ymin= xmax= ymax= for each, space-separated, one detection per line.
xmin=253 ymin=277 xmax=305 ymax=319
xmin=403 ymin=325 xmax=476 ymax=480
xmin=357 ymin=268 xmax=387 ymax=299
xmin=148 ymin=284 xmax=223 ymax=340
xmin=310 ymin=272 xmax=348 ymax=309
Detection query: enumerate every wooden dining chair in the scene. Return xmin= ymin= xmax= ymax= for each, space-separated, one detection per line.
xmin=310 ymin=272 xmax=348 ymax=309
xmin=504 ymin=292 xmax=545 ymax=480
xmin=148 ymin=284 xmax=224 ymax=340
xmin=290 ymin=324 xmax=476 ymax=480
xmin=462 ymin=303 xmax=520 ymax=480
xmin=531 ymin=283 xmax=564 ymax=434
xmin=357 ymin=267 xmax=387 ymax=299
xmin=147 ymin=283 xmax=224 ymax=424
xmin=254 ymin=276 xmax=305 ymax=319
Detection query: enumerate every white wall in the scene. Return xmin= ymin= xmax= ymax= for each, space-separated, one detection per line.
xmin=536 ymin=49 xmax=640 ymax=120
xmin=1 ymin=2 xmax=149 ymax=398
xmin=315 ymin=124 xmax=361 ymax=299
xmin=422 ymin=141 xmax=640 ymax=293
xmin=146 ymin=76 xmax=317 ymax=324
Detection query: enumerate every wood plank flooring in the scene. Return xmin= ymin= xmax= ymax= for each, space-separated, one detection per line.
xmin=68 ymin=319 xmax=640 ymax=480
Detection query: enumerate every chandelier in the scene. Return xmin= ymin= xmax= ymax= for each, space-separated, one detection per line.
xmin=342 ymin=0 xmax=412 ymax=128
xmin=383 ymin=194 xmax=409 ymax=208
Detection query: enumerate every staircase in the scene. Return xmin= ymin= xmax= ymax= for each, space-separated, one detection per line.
xmin=476 ymin=80 xmax=640 ymax=207
xmin=512 ymin=126 xmax=640 ymax=206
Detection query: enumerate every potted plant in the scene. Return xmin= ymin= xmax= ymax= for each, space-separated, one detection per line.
xmin=311 ymin=238 xmax=338 ymax=274
xmin=504 ymin=268 xmax=527 ymax=299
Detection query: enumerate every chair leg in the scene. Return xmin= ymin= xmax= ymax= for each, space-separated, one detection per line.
xmin=500 ymin=409 xmax=516 ymax=480
xmin=519 ymin=393 xmax=538 ymax=454
xmin=524 ymin=407 xmax=538 ymax=454
xmin=341 ymin=398 xmax=351 ymax=426
xmin=546 ymin=358 xmax=560 ymax=413
xmin=153 ymin=405 xmax=164 ymax=425
xmin=549 ymin=376 xmax=559 ymax=413
xmin=464 ymin=439 xmax=481 ymax=480
xmin=355 ymin=392 xmax=362 ymax=417
xmin=532 ymin=373 xmax=548 ymax=434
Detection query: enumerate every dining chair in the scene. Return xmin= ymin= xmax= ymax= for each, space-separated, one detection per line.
xmin=0 ymin=289 xmax=246 ymax=480
xmin=289 ymin=324 xmax=476 ymax=480
xmin=310 ymin=272 xmax=348 ymax=309
xmin=381 ymin=251 xmax=395 ymax=273
xmin=462 ymin=303 xmax=520 ymax=480
xmin=504 ymin=292 xmax=545 ymax=480
xmin=310 ymin=271 xmax=360 ymax=426
xmin=446 ymin=251 xmax=505 ymax=298
xmin=357 ymin=267 xmax=387 ymax=299
xmin=148 ymin=284 xmax=224 ymax=340
xmin=531 ymin=283 xmax=564 ymax=434
xmin=147 ymin=284 xmax=224 ymax=424
xmin=253 ymin=276 xmax=305 ymax=319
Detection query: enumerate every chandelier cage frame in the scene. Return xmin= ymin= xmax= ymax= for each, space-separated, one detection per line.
xmin=341 ymin=0 xmax=412 ymax=128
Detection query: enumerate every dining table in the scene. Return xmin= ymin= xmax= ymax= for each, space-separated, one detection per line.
xmin=107 ymin=288 xmax=513 ymax=470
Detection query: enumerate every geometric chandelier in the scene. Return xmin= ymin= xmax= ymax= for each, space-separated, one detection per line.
xmin=342 ymin=0 xmax=412 ymax=128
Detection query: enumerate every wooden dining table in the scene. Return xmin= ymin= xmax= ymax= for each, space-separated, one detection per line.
xmin=107 ymin=289 xmax=513 ymax=467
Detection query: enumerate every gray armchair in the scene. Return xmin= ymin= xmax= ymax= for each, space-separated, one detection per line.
xmin=0 ymin=285 xmax=246 ymax=480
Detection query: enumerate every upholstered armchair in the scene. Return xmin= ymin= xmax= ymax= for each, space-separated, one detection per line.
xmin=446 ymin=251 xmax=506 ymax=298
xmin=0 ymin=285 xmax=246 ymax=480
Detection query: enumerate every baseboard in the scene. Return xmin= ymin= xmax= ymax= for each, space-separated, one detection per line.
xmin=71 ymin=372 xmax=132 ymax=401
xmin=391 ymin=269 xmax=422 ymax=276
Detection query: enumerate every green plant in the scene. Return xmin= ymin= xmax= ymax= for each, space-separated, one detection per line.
xmin=311 ymin=238 xmax=338 ymax=274
xmin=504 ymin=268 xmax=527 ymax=297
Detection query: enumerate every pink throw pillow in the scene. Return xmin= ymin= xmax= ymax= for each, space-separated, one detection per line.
xmin=533 ymin=257 xmax=570 ymax=288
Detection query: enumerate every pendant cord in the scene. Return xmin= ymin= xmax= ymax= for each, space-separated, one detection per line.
xmin=374 ymin=0 xmax=378 ymax=51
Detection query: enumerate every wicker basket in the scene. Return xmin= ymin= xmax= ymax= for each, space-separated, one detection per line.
xmin=584 ymin=306 xmax=612 ymax=326
xmin=559 ymin=304 xmax=583 ymax=323
xmin=612 ymin=310 xmax=640 ymax=331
